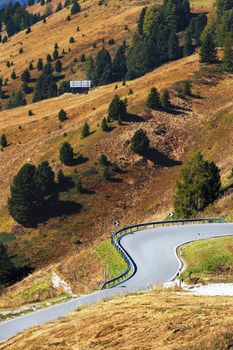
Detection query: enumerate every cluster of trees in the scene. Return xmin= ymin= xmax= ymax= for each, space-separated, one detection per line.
xmin=86 ymin=44 xmax=127 ymax=86
xmin=0 ymin=2 xmax=40 ymax=38
xmin=199 ymin=0 xmax=233 ymax=68
xmin=126 ymin=0 xmax=191 ymax=80
xmin=8 ymin=161 xmax=56 ymax=227
xmin=174 ymin=153 xmax=221 ymax=218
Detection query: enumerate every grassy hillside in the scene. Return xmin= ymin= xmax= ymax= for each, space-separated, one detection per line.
xmin=1 ymin=289 xmax=233 ymax=350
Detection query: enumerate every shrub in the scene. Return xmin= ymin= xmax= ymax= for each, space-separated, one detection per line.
xmin=131 ymin=129 xmax=150 ymax=155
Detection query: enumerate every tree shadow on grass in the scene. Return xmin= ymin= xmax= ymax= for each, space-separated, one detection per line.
xmin=162 ymin=104 xmax=191 ymax=116
xmin=124 ymin=113 xmax=145 ymax=123
xmin=80 ymin=188 xmax=96 ymax=195
xmin=145 ymin=148 xmax=182 ymax=167
xmin=39 ymin=199 xmax=83 ymax=223
xmin=72 ymin=155 xmax=89 ymax=166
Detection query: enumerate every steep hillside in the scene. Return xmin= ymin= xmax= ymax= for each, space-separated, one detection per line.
xmin=1 ymin=289 xmax=233 ymax=350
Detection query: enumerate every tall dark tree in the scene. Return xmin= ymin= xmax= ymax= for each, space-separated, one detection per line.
xmin=0 ymin=134 xmax=7 ymax=148
xmin=108 ymin=95 xmax=127 ymax=120
xmin=36 ymin=160 xmax=55 ymax=196
xmin=71 ymin=0 xmax=81 ymax=15
xmin=174 ymin=153 xmax=221 ymax=218
xmin=112 ymin=43 xmax=127 ymax=81
xmin=93 ymin=48 xmax=112 ymax=85
xmin=183 ymin=29 xmax=193 ymax=57
xmin=200 ymin=33 xmax=217 ymax=64
xmin=137 ymin=6 xmax=147 ymax=35
xmin=147 ymin=87 xmax=161 ymax=110
xmin=131 ymin=129 xmax=150 ymax=155
xmin=21 ymin=69 xmax=31 ymax=83
xmin=8 ymin=163 xmax=42 ymax=227
xmin=168 ymin=29 xmax=179 ymax=60
xmin=60 ymin=142 xmax=74 ymax=165
xmin=37 ymin=58 xmax=43 ymax=71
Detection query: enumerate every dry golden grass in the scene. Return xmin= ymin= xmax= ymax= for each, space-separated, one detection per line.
xmin=1 ymin=289 xmax=233 ymax=349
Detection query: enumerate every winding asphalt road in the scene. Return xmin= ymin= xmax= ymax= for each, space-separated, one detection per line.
xmin=0 ymin=222 xmax=233 ymax=342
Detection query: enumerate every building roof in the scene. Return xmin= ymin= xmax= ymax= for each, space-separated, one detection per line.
xmin=70 ymin=80 xmax=92 ymax=88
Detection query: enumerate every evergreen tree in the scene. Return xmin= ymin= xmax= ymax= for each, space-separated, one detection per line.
xmin=161 ymin=89 xmax=170 ymax=107
xmin=36 ymin=160 xmax=55 ymax=196
xmin=8 ymin=163 xmax=42 ymax=227
xmin=55 ymin=60 xmax=62 ymax=73
xmin=71 ymin=0 xmax=81 ymax=15
xmin=131 ymin=129 xmax=150 ymax=155
xmin=168 ymin=30 xmax=179 ymax=60
xmin=11 ymin=71 xmax=17 ymax=80
xmin=137 ymin=7 xmax=147 ymax=35
xmin=200 ymin=33 xmax=218 ymax=64
xmin=53 ymin=48 xmax=59 ymax=60
xmin=46 ymin=54 xmax=52 ymax=63
xmin=0 ymin=134 xmax=7 ymax=148
xmin=101 ymin=117 xmax=109 ymax=132
xmin=86 ymin=56 xmax=95 ymax=81
xmin=147 ymin=87 xmax=161 ymax=110
xmin=112 ymin=43 xmax=127 ymax=81
xmin=37 ymin=58 xmax=43 ymax=71
xmin=81 ymin=122 xmax=90 ymax=138
xmin=60 ymin=142 xmax=74 ymax=165
xmin=223 ymin=34 xmax=233 ymax=72
xmin=21 ymin=69 xmax=30 ymax=83
xmin=99 ymin=154 xmax=108 ymax=166
xmin=29 ymin=62 xmax=33 ymax=70
xmin=47 ymin=82 xmax=58 ymax=98
xmin=9 ymin=90 xmax=26 ymax=108
xmin=108 ymin=95 xmax=127 ymax=120
xmin=55 ymin=2 xmax=62 ymax=12
xmin=174 ymin=153 xmax=221 ymax=218
xmin=183 ymin=29 xmax=193 ymax=57
xmin=93 ymin=48 xmax=112 ymax=85
xmin=58 ymin=109 xmax=67 ymax=122
xmin=22 ymin=82 xmax=31 ymax=94
xmin=69 ymin=36 xmax=75 ymax=43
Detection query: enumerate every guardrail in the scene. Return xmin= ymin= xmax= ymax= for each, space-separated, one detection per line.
xmin=101 ymin=217 xmax=224 ymax=290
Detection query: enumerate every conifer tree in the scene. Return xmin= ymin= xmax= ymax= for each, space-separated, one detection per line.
xmin=223 ymin=34 xmax=233 ymax=72
xmin=58 ymin=109 xmax=67 ymax=122
xmin=60 ymin=142 xmax=74 ymax=165
xmin=36 ymin=160 xmax=55 ymax=196
xmin=37 ymin=58 xmax=43 ymax=71
xmin=71 ymin=0 xmax=81 ymax=15
xmin=168 ymin=30 xmax=179 ymax=60
xmin=55 ymin=60 xmax=62 ymax=73
xmin=200 ymin=33 xmax=217 ymax=64
xmin=101 ymin=117 xmax=109 ymax=132
xmin=147 ymin=87 xmax=161 ymax=110
xmin=81 ymin=122 xmax=90 ymax=138
xmin=161 ymin=89 xmax=170 ymax=108
xmin=183 ymin=29 xmax=193 ymax=57
xmin=21 ymin=69 xmax=30 ymax=83
xmin=174 ymin=153 xmax=221 ymax=218
xmin=0 ymin=134 xmax=7 ymax=148
xmin=8 ymin=163 xmax=42 ymax=227
xmin=108 ymin=95 xmax=127 ymax=120
xmin=131 ymin=129 xmax=150 ymax=155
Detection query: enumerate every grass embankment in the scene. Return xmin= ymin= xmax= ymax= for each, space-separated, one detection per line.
xmin=180 ymin=237 xmax=233 ymax=283
xmin=1 ymin=289 xmax=233 ymax=350
xmin=96 ymin=239 xmax=127 ymax=279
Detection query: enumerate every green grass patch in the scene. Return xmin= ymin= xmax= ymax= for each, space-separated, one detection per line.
xmin=96 ymin=239 xmax=127 ymax=279
xmin=179 ymin=237 xmax=233 ymax=283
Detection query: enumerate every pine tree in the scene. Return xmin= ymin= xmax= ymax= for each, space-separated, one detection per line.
xmin=8 ymin=163 xmax=42 ymax=227
xmin=21 ymin=69 xmax=30 ymax=83
xmin=11 ymin=71 xmax=17 ymax=80
xmin=200 ymin=33 xmax=217 ymax=64
xmin=183 ymin=30 xmax=193 ymax=57
xmin=56 ymin=2 xmax=62 ymax=12
xmin=223 ymin=34 xmax=233 ymax=72
xmin=131 ymin=129 xmax=150 ymax=155
xmin=0 ymin=243 xmax=15 ymax=287
xmin=55 ymin=60 xmax=62 ymax=73
xmin=174 ymin=153 xmax=221 ymax=218
xmin=29 ymin=62 xmax=33 ymax=71
xmin=108 ymin=95 xmax=127 ymax=120
xmin=81 ymin=122 xmax=90 ymax=138
xmin=86 ymin=56 xmax=95 ymax=81
xmin=168 ymin=30 xmax=179 ymax=60
xmin=93 ymin=48 xmax=112 ymax=85
xmin=99 ymin=154 xmax=108 ymax=166
xmin=46 ymin=54 xmax=52 ymax=63
xmin=60 ymin=142 xmax=74 ymax=165
xmin=0 ymin=134 xmax=7 ymax=148
xmin=36 ymin=160 xmax=55 ymax=196
xmin=161 ymin=89 xmax=170 ymax=108
xmin=112 ymin=43 xmax=127 ymax=82
xmin=37 ymin=58 xmax=43 ymax=71
xmin=101 ymin=117 xmax=109 ymax=132
xmin=71 ymin=0 xmax=81 ymax=15
xmin=58 ymin=169 xmax=66 ymax=184
xmin=137 ymin=7 xmax=147 ymax=35
xmin=147 ymin=87 xmax=161 ymax=110
xmin=58 ymin=109 xmax=67 ymax=122
xmin=53 ymin=48 xmax=59 ymax=60
xmin=69 ymin=36 xmax=75 ymax=43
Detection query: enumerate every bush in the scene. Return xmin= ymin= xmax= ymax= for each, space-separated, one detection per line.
xmin=101 ymin=117 xmax=109 ymax=132
xmin=131 ymin=129 xmax=150 ymax=155
xmin=161 ymin=89 xmax=170 ymax=107
xmin=99 ymin=154 xmax=108 ymax=166
xmin=108 ymin=95 xmax=127 ymax=121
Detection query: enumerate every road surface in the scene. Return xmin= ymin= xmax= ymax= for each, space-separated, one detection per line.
xmin=0 ymin=222 xmax=233 ymax=341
